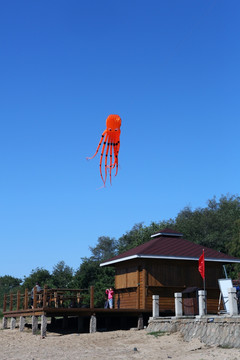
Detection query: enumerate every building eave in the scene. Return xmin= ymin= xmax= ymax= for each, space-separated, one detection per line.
xmin=100 ymin=254 xmax=240 ymax=267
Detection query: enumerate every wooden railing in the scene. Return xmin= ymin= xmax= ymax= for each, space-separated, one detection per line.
xmin=3 ymin=285 xmax=95 ymax=312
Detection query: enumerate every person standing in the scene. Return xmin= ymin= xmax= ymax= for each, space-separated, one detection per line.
xmin=105 ymin=287 xmax=114 ymax=309
xmin=31 ymin=282 xmax=42 ymax=308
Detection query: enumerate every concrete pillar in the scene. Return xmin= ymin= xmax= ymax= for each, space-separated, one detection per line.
xmin=137 ymin=314 xmax=144 ymax=330
xmin=228 ymin=287 xmax=238 ymax=316
xmin=32 ymin=316 xmax=38 ymax=335
xmin=41 ymin=315 xmax=47 ymax=338
xmin=198 ymin=290 xmax=207 ymax=316
xmin=174 ymin=292 xmax=183 ymax=317
xmin=10 ymin=317 xmax=16 ymax=330
xmin=89 ymin=314 xmax=97 ymax=333
xmin=19 ymin=316 xmax=25 ymax=332
xmin=2 ymin=317 xmax=8 ymax=329
xmin=152 ymin=295 xmax=159 ymax=318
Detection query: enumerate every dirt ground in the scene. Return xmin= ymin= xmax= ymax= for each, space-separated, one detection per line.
xmin=0 ymin=328 xmax=240 ymax=360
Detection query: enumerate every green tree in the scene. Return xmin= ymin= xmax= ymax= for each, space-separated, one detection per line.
xmin=51 ymin=261 xmax=74 ymax=288
xmin=22 ymin=267 xmax=52 ymax=290
xmin=0 ymin=275 xmax=22 ymax=310
xmin=175 ymin=195 xmax=240 ymax=254
xmin=117 ymin=220 xmax=174 ymax=253
xmin=89 ymin=236 xmax=117 ymax=262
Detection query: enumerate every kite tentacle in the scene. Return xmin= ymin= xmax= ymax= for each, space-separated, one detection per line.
xmin=104 ymin=136 xmax=111 ymax=185
xmin=86 ymin=129 xmax=107 ymax=160
xmin=109 ymin=135 xmax=114 ymax=184
xmin=99 ymin=132 xmax=108 ymax=185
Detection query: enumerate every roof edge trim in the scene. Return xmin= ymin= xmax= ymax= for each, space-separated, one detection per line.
xmin=151 ymin=232 xmax=183 ymax=238
xmin=100 ymin=254 xmax=240 ymax=267
xmin=100 ymin=255 xmax=139 ymax=267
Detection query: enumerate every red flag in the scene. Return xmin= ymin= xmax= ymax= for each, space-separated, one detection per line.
xmin=198 ymin=250 xmax=205 ymax=279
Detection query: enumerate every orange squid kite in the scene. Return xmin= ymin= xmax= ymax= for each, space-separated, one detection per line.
xmin=87 ymin=114 xmax=121 ymax=186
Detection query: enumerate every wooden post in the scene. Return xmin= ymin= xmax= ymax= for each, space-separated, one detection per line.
xmin=3 ymin=294 xmax=7 ymax=312
xmin=62 ymin=315 xmax=68 ymax=329
xmin=54 ymin=291 xmax=58 ymax=308
xmin=24 ymin=288 xmax=28 ymax=309
xmin=10 ymin=293 xmax=13 ymax=311
xmin=43 ymin=285 xmax=47 ymax=307
xmin=90 ymin=286 xmax=94 ymax=308
xmin=78 ymin=316 xmax=84 ymax=332
xmin=136 ymin=266 xmax=140 ymax=309
xmin=77 ymin=292 xmax=81 ymax=305
xmin=33 ymin=286 xmax=37 ymax=309
xmin=142 ymin=267 xmax=147 ymax=310
xmin=17 ymin=290 xmax=21 ymax=310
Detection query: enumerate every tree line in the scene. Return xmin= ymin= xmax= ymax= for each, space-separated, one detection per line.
xmin=1 ymin=193 xmax=240 ymax=312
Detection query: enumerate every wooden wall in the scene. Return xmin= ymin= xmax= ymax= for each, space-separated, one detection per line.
xmin=114 ymin=258 xmax=225 ymax=313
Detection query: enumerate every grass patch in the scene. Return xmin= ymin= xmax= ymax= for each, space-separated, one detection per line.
xmin=218 ymin=344 xmax=233 ymax=349
xmin=147 ymin=330 xmax=168 ymax=338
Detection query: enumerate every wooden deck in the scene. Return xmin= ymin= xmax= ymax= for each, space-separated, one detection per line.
xmin=2 ymin=286 xmax=151 ymax=335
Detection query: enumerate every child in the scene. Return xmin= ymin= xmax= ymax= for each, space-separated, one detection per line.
xmin=105 ymin=287 xmax=114 ymax=309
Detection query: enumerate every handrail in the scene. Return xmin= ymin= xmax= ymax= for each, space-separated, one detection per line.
xmin=3 ymin=285 xmax=94 ymax=313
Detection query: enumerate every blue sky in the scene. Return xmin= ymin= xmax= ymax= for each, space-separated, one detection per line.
xmin=1 ymin=0 xmax=239 ymax=280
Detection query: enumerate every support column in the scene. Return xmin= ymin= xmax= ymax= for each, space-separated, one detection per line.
xmin=51 ymin=317 xmax=56 ymax=326
xmin=62 ymin=315 xmax=68 ymax=329
xmin=2 ymin=317 xmax=8 ymax=329
xmin=228 ymin=287 xmax=238 ymax=316
xmin=89 ymin=314 xmax=97 ymax=333
xmin=41 ymin=315 xmax=47 ymax=338
xmin=137 ymin=314 xmax=144 ymax=330
xmin=10 ymin=317 xmax=16 ymax=330
xmin=19 ymin=316 xmax=25 ymax=332
xmin=174 ymin=292 xmax=183 ymax=317
xmin=152 ymin=295 xmax=159 ymax=318
xmin=32 ymin=316 xmax=38 ymax=335
xmin=198 ymin=290 xmax=207 ymax=317
xmin=78 ymin=316 xmax=84 ymax=333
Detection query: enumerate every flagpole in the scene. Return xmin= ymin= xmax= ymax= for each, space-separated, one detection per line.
xmin=203 ymin=250 xmax=207 ymax=315
xmin=198 ymin=249 xmax=206 ymax=315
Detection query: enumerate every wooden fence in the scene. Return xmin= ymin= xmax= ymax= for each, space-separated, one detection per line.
xmin=3 ymin=285 xmax=95 ymax=312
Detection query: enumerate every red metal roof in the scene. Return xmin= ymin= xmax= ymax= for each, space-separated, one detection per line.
xmin=100 ymin=228 xmax=240 ymax=266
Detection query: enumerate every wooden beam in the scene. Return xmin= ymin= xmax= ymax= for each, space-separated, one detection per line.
xmin=17 ymin=291 xmax=21 ymax=310
xmin=10 ymin=293 xmax=13 ymax=311
xmin=136 ymin=267 xmax=140 ymax=309
xmin=43 ymin=286 xmax=47 ymax=307
xmin=142 ymin=267 xmax=147 ymax=310
xmin=90 ymin=286 xmax=94 ymax=308
xmin=3 ymin=294 xmax=7 ymax=312
xmin=24 ymin=288 xmax=28 ymax=310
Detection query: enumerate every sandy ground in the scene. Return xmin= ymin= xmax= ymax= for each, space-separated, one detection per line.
xmin=0 ymin=328 xmax=240 ymax=360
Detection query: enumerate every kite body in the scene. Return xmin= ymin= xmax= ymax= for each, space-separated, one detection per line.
xmin=87 ymin=114 xmax=121 ymax=186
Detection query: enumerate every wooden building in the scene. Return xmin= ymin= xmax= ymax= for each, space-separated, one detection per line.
xmin=100 ymin=228 xmax=240 ymax=314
